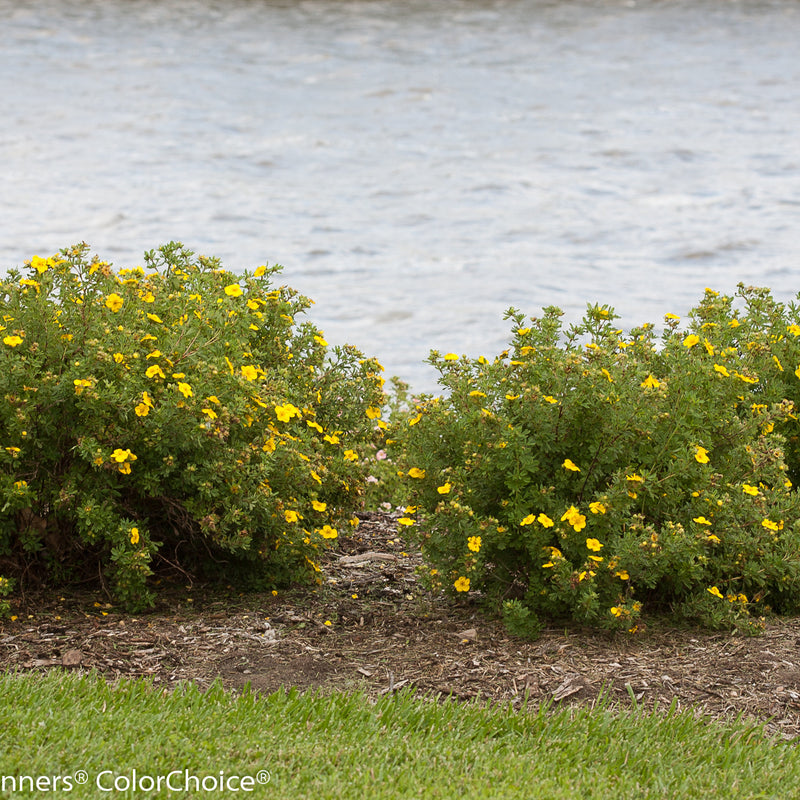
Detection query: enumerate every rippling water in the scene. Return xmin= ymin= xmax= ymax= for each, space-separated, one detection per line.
xmin=2 ymin=0 xmax=799 ymax=391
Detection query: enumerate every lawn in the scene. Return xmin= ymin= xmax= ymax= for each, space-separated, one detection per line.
xmin=0 ymin=670 xmax=796 ymax=799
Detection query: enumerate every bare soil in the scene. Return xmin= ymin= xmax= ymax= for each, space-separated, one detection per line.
xmin=3 ymin=512 xmax=800 ymax=738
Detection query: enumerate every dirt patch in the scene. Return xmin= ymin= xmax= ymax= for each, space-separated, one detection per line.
xmin=3 ymin=512 xmax=800 ymax=738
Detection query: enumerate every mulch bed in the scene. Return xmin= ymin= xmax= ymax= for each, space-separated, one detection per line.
xmin=3 ymin=512 xmax=800 ymax=738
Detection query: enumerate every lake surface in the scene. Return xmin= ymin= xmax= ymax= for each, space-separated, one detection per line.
xmin=2 ymin=0 xmax=799 ymax=392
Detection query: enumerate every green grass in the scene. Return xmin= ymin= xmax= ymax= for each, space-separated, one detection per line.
xmin=0 ymin=672 xmax=795 ymax=799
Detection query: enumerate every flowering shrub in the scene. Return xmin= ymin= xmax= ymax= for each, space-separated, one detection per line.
xmin=396 ymin=286 xmax=800 ymax=635
xmin=0 ymin=243 xmax=384 ymax=610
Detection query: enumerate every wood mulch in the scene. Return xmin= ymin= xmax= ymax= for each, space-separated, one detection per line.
xmin=2 ymin=512 xmax=800 ymax=738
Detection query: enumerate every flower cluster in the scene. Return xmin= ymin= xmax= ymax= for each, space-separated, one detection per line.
xmin=0 ymin=243 xmax=385 ymax=609
xmin=396 ymin=288 xmax=800 ymax=635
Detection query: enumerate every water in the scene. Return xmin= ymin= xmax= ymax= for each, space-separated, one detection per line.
xmin=2 ymin=0 xmax=799 ymax=392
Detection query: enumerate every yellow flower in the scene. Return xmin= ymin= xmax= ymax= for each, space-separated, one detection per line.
xmin=543 ymin=395 xmax=557 ymax=404
xmin=742 ymin=484 xmax=759 ymax=496
xmin=274 ymin=403 xmax=300 ymax=422
xmin=693 ymin=516 xmax=712 ymax=525
xmin=407 ymin=467 xmax=426 ymax=479
xmin=73 ymin=378 xmax=92 ymax=395
xmin=589 ymin=502 xmax=606 ymax=515
xmin=30 ymin=255 xmax=50 ymax=273
xmin=773 ymin=356 xmax=784 ymax=372
xmin=443 ymin=353 xmax=459 ymax=361
xmin=113 ymin=352 xmax=125 ymax=364
xmin=664 ymin=313 xmax=680 ymax=321
xmin=713 ymin=364 xmax=730 ymax=377
xmin=3 ymin=335 xmax=23 ymax=347
xmin=398 ymin=517 xmax=415 ymax=526
xmin=323 ymin=433 xmax=340 ymax=444
xmin=365 ymin=406 xmax=382 ymax=419
xmin=343 ymin=449 xmax=358 ymax=461
xmin=610 ymin=606 xmax=623 ymax=617
xmin=561 ymin=506 xmax=586 ymax=532
xmin=707 ymin=586 xmax=724 ymax=599
xmin=640 ymin=374 xmax=660 ymax=389
xmin=601 ymin=368 xmax=613 ymax=383
xmin=284 ymin=510 xmax=299 ymax=523
xmin=177 ymin=382 xmax=193 ymax=399
xmin=586 ymin=538 xmax=603 ymax=552
xmin=615 ymin=570 xmax=630 ymax=581
xmin=110 ymin=448 xmax=136 ymax=463
xmin=762 ymin=519 xmax=782 ymax=532
xmin=694 ymin=446 xmax=710 ymax=464
xmin=19 ymin=278 xmax=40 ymax=293
xmin=312 ymin=500 xmax=327 ymax=512
xmin=145 ymin=364 xmax=165 ymax=379
xmin=254 ymin=265 xmax=267 ymax=277
xmin=147 ymin=313 xmax=163 ymax=324
xmin=683 ymin=334 xmax=700 ymax=349
xmin=224 ymin=283 xmax=243 ymax=297
xmin=241 ymin=364 xmax=259 ymax=382
xmin=317 ymin=525 xmax=338 ymax=539
xmin=626 ymin=473 xmax=643 ymax=482
xmin=520 ymin=514 xmax=535 ymax=526
xmin=134 ymin=391 xmax=151 ymax=409
xmin=134 ymin=401 xmax=150 ymax=417
xmin=562 ymin=458 xmax=581 ymax=472
xmin=130 ymin=528 xmax=140 ymax=545
xmin=408 ymin=412 xmax=423 ymax=426
xmin=467 ymin=536 xmax=482 ymax=553
xmin=105 ymin=293 xmax=124 ymax=312
xmin=706 ymin=534 xmax=721 ymax=544
xmin=437 ymin=482 xmax=452 ymax=494
xmin=453 ymin=576 xmax=470 ymax=592
xmin=537 ymin=513 xmax=554 ymax=527
xmin=201 ymin=408 xmax=217 ymax=419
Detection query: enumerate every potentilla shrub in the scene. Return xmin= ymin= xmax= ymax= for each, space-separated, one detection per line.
xmin=396 ymin=286 xmax=800 ymax=635
xmin=0 ymin=243 xmax=385 ymax=610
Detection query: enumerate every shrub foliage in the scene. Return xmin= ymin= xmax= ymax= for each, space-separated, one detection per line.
xmin=0 ymin=243 xmax=385 ymax=610
xmin=397 ymin=286 xmax=800 ymax=634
